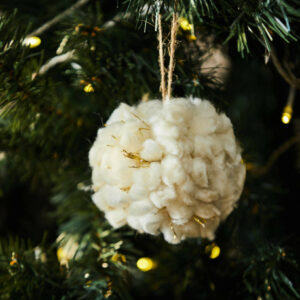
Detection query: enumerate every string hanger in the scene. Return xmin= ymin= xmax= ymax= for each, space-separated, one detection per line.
xmin=157 ymin=1 xmax=179 ymax=101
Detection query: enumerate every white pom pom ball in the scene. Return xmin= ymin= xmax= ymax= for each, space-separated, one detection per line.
xmin=89 ymin=98 xmax=246 ymax=244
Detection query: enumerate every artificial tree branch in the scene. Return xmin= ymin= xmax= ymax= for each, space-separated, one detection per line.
xmin=34 ymin=13 xmax=127 ymax=77
xmin=27 ymin=0 xmax=90 ymax=37
xmin=270 ymin=45 xmax=300 ymax=89
xmin=37 ymin=51 xmax=75 ymax=76
xmin=251 ymin=135 xmax=300 ymax=176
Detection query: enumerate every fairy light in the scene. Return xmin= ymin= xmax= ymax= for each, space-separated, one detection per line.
xmin=179 ymin=17 xmax=192 ymax=31
xmin=57 ymin=247 xmax=68 ymax=265
xmin=23 ymin=36 xmax=41 ymax=48
xmin=281 ymin=86 xmax=296 ymax=125
xmin=205 ymin=243 xmax=221 ymax=259
xmin=281 ymin=106 xmax=292 ymax=124
xmin=178 ymin=17 xmax=196 ymax=40
xmin=209 ymin=245 xmax=221 ymax=259
xmin=84 ymin=83 xmax=94 ymax=93
xmin=136 ymin=257 xmax=156 ymax=272
xmin=56 ymin=233 xmax=79 ymax=266
xmin=187 ymin=34 xmax=197 ymax=41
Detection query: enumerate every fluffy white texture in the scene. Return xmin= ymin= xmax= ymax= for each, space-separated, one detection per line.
xmin=89 ymin=98 xmax=246 ymax=244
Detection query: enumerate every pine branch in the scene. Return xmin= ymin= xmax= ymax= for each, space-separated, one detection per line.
xmin=122 ymin=0 xmax=299 ymax=55
xmin=34 ymin=13 xmax=132 ymax=76
xmin=27 ymin=0 xmax=90 ymax=37
xmin=243 ymin=245 xmax=300 ymax=299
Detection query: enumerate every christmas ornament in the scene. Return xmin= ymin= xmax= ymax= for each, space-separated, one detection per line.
xmin=90 ymin=3 xmax=245 ymax=244
xmin=89 ymin=98 xmax=246 ymax=244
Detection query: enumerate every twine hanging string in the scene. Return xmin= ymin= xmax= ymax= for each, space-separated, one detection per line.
xmin=167 ymin=12 xmax=179 ymax=100
xmin=158 ymin=14 xmax=167 ymax=100
xmin=157 ymin=3 xmax=179 ymax=101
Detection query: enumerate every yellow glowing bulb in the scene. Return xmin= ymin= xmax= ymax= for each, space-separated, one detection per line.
xmin=84 ymin=83 xmax=94 ymax=93
xmin=57 ymin=247 xmax=67 ymax=265
xmin=24 ymin=36 xmax=41 ymax=48
xmin=281 ymin=113 xmax=291 ymax=124
xmin=209 ymin=246 xmax=221 ymax=259
xmin=136 ymin=257 xmax=156 ymax=272
xmin=281 ymin=105 xmax=292 ymax=124
xmin=187 ymin=34 xmax=197 ymax=41
xmin=179 ymin=17 xmax=192 ymax=31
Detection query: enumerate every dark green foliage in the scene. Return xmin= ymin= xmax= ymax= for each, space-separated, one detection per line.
xmin=0 ymin=236 xmax=66 ymax=300
xmin=243 ymin=246 xmax=299 ymax=300
xmin=0 ymin=230 xmax=136 ymax=300
xmin=122 ymin=0 xmax=299 ymax=54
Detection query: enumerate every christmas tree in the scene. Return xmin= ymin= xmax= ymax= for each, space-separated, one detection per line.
xmin=0 ymin=0 xmax=300 ymax=299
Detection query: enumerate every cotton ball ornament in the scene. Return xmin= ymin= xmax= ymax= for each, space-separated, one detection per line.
xmin=89 ymin=98 xmax=246 ymax=244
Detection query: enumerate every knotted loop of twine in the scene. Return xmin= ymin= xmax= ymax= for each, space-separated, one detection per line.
xmin=157 ymin=2 xmax=179 ymax=101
